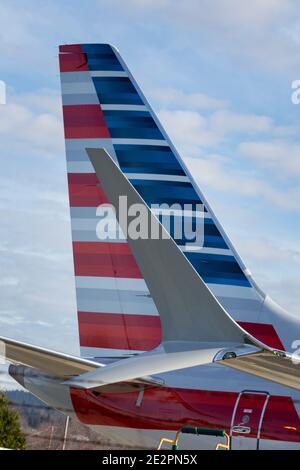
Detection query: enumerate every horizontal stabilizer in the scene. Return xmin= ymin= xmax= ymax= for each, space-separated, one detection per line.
xmin=0 ymin=335 xmax=102 ymax=377
xmin=0 ymin=335 xmax=166 ymax=387
xmin=222 ymin=350 xmax=300 ymax=391
xmin=64 ymin=343 xmax=259 ymax=389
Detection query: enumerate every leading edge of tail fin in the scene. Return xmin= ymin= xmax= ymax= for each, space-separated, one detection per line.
xmin=59 ymin=44 xmax=276 ymax=359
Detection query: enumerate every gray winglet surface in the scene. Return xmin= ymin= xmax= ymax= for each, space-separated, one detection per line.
xmin=87 ymin=148 xmax=252 ymax=346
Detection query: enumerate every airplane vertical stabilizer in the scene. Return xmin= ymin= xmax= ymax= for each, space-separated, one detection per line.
xmin=59 ymin=44 xmax=288 ymax=358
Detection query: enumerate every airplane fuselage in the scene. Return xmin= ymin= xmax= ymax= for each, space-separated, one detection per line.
xmin=10 ymin=361 xmax=300 ymax=450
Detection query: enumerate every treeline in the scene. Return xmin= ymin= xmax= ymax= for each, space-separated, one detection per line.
xmin=6 ymin=390 xmax=64 ymax=429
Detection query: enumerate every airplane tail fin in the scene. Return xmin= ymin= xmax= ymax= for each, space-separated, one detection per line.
xmin=59 ymin=44 xmax=286 ymax=359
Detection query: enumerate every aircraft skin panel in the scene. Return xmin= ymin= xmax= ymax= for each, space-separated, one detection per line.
xmin=58 ymin=44 xmax=292 ymax=356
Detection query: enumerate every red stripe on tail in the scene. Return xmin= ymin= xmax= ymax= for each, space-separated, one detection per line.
xmin=62 ymin=105 xmax=110 ymax=139
xmin=238 ymin=321 xmax=285 ymax=350
xmin=68 ymin=173 xmax=109 ymax=207
xmin=78 ymin=312 xmax=161 ymax=350
xmin=59 ymin=45 xmax=88 ymax=72
xmin=73 ymin=242 xmax=143 ymax=278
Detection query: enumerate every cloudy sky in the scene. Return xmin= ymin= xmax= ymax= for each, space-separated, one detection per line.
xmin=0 ymin=0 xmax=300 ymax=386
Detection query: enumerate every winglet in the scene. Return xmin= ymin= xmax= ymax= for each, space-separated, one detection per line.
xmin=86 ymin=148 xmax=257 ymax=347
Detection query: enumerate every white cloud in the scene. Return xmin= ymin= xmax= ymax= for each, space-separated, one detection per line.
xmin=239 ymin=140 xmax=300 ymax=178
xmin=209 ymin=110 xmax=273 ymax=136
xmin=113 ymin=0 xmax=292 ymax=27
xmin=0 ymin=277 xmax=20 ymax=287
xmin=0 ymin=2 xmax=85 ymax=76
xmin=0 ymin=93 xmax=63 ymax=157
xmin=0 ymin=89 xmax=64 ymax=159
xmin=106 ymin=0 xmax=300 ymax=74
xmin=158 ymin=107 xmax=276 ymax=157
xmin=265 ymin=278 xmax=300 ymax=316
xmin=232 ymin=237 xmax=300 ymax=315
xmin=0 ymin=87 xmax=77 ymax=353
xmin=157 ymin=102 xmax=300 ymax=211
xmin=185 ymin=154 xmax=300 ymax=211
xmin=238 ymin=237 xmax=300 ymax=265
xmin=152 ymin=88 xmax=227 ymax=110
xmin=13 ymin=88 xmax=62 ymax=117
xmin=158 ymin=109 xmax=218 ymax=154
xmin=118 ymin=0 xmax=170 ymax=8
xmin=0 ymin=0 xmax=299 ymax=83
xmin=0 ymin=205 xmax=78 ymax=353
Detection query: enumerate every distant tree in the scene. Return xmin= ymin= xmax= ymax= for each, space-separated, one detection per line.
xmin=0 ymin=392 xmax=26 ymax=449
